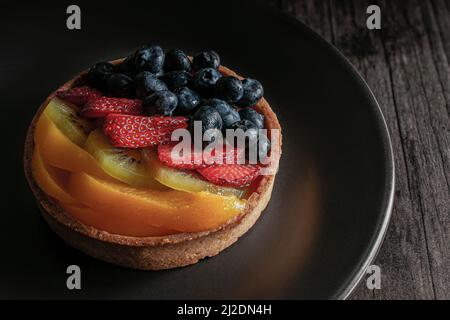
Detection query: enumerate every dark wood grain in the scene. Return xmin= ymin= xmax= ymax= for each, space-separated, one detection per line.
xmin=274 ymin=0 xmax=450 ymax=299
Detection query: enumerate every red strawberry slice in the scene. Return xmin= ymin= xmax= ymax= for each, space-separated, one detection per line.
xmin=103 ymin=114 xmax=189 ymax=148
xmin=197 ymin=164 xmax=260 ymax=187
xmin=81 ymin=97 xmax=143 ymax=118
xmin=158 ymin=143 xmax=245 ymax=169
xmin=158 ymin=143 xmax=206 ymax=169
xmin=56 ymin=86 xmax=102 ymax=106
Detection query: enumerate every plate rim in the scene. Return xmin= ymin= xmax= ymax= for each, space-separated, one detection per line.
xmin=266 ymin=5 xmax=396 ymax=300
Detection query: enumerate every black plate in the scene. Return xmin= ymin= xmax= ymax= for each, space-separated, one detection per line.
xmin=0 ymin=0 xmax=394 ymax=299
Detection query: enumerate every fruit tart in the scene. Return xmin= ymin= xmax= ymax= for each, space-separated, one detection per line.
xmin=24 ymin=45 xmax=282 ymax=270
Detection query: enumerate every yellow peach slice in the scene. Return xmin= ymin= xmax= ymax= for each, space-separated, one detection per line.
xmin=31 ymin=148 xmax=77 ymax=205
xmin=67 ymin=172 xmax=246 ymax=232
xmin=59 ymin=203 xmax=176 ymax=237
xmin=34 ymin=113 xmax=110 ymax=180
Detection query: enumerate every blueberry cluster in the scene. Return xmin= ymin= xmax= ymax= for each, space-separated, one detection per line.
xmin=87 ymin=45 xmax=269 ymax=159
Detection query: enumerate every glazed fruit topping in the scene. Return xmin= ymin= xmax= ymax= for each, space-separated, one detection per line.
xmin=81 ymin=97 xmax=142 ymax=118
xmin=72 ymin=45 xmax=270 ymax=188
xmin=56 ymin=86 xmax=102 ymax=106
xmin=197 ymin=164 xmax=260 ymax=187
xmin=103 ymin=114 xmax=189 ymax=148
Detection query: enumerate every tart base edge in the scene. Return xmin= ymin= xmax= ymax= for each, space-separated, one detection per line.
xmin=35 ymin=178 xmax=274 ymax=270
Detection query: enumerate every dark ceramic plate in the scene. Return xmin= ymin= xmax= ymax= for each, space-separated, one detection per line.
xmin=0 ymin=0 xmax=394 ymax=299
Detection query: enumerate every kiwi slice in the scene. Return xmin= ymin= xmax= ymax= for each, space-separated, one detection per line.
xmin=142 ymin=148 xmax=244 ymax=198
xmin=44 ymin=97 xmax=94 ymax=146
xmin=85 ymin=129 xmax=166 ymax=189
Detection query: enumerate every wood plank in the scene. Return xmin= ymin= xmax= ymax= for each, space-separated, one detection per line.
xmin=398 ymin=0 xmax=450 ymax=299
xmin=330 ymin=0 xmax=438 ymax=300
xmin=430 ymin=0 xmax=450 ymax=62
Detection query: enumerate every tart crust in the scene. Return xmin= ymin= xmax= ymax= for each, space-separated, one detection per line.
xmin=23 ymin=59 xmax=282 ymax=270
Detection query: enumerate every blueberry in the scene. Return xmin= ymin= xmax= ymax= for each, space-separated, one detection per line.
xmin=228 ymin=119 xmax=258 ymax=131
xmin=193 ymin=106 xmax=223 ymax=134
xmin=193 ymin=50 xmax=220 ymax=70
xmin=143 ymin=90 xmax=178 ymax=116
xmin=107 ymin=73 xmax=133 ymax=97
xmin=215 ymin=76 xmax=244 ymax=102
xmin=202 ymin=98 xmax=240 ymax=128
xmin=88 ymin=62 xmax=114 ymax=90
xmin=257 ymin=133 xmax=271 ymax=163
xmin=174 ymin=87 xmax=201 ymax=114
xmin=134 ymin=71 xmax=167 ymax=98
xmin=134 ymin=45 xmax=165 ymax=73
xmin=155 ymin=70 xmax=165 ymax=78
xmin=228 ymin=120 xmax=269 ymax=162
xmin=116 ymin=55 xmax=139 ymax=77
xmin=237 ymin=78 xmax=264 ymax=107
xmin=193 ymin=68 xmax=222 ymax=95
xmin=226 ymin=119 xmax=259 ymax=149
xmin=245 ymin=131 xmax=271 ymax=164
xmin=239 ymin=108 xmax=264 ymax=129
xmin=164 ymin=49 xmax=191 ymax=72
xmin=161 ymin=71 xmax=192 ymax=90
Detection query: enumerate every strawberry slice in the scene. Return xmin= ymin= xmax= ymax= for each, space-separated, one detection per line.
xmin=197 ymin=164 xmax=260 ymax=187
xmin=158 ymin=143 xmax=245 ymax=169
xmin=81 ymin=97 xmax=143 ymax=118
xmin=56 ymin=86 xmax=102 ymax=106
xmin=158 ymin=143 xmax=206 ymax=169
xmin=103 ymin=114 xmax=189 ymax=148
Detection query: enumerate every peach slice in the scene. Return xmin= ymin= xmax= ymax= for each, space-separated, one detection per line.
xmin=67 ymin=172 xmax=246 ymax=232
xmin=59 ymin=203 xmax=176 ymax=237
xmin=31 ymin=148 xmax=77 ymax=205
xmin=34 ymin=113 xmax=110 ymax=180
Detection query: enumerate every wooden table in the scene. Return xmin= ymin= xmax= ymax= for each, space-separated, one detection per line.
xmin=271 ymin=0 xmax=450 ymax=299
